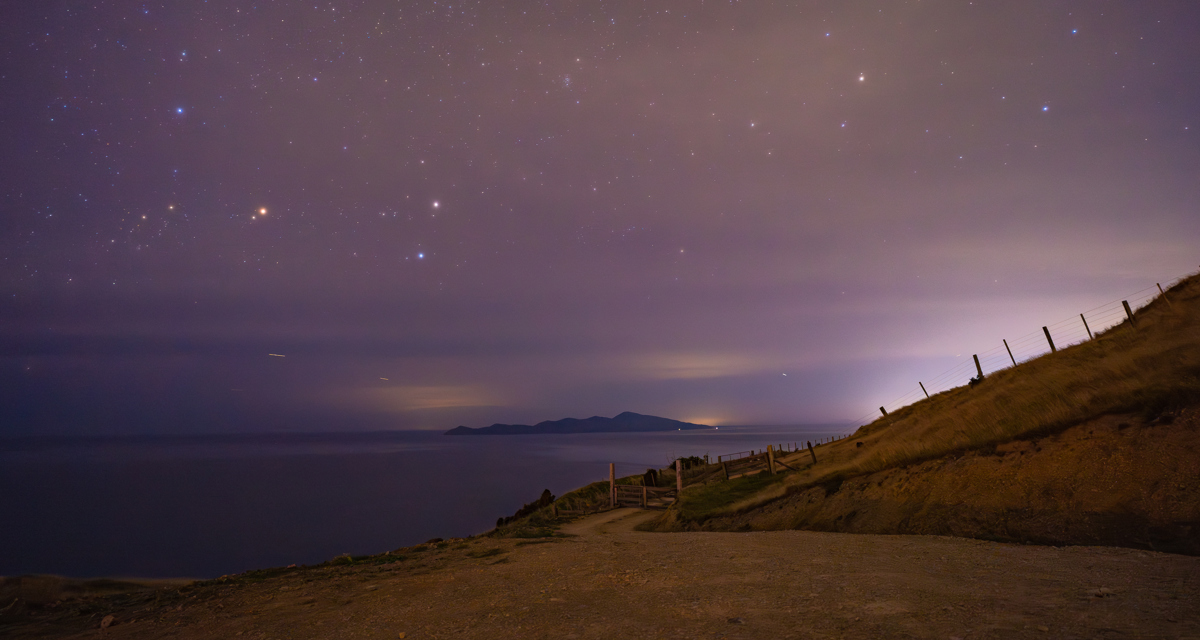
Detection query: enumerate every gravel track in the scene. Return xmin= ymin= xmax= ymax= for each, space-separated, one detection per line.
xmin=7 ymin=508 xmax=1199 ymax=639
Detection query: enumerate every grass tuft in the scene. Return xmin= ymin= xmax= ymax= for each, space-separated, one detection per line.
xmin=673 ymin=470 xmax=787 ymax=522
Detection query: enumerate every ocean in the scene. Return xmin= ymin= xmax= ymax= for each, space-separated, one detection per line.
xmin=0 ymin=424 xmax=848 ymax=579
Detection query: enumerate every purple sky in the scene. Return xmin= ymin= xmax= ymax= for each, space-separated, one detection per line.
xmin=3 ymin=1 xmax=1198 ymax=435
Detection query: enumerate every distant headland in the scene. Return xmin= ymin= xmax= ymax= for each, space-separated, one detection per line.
xmin=444 ymin=411 xmax=713 ymax=435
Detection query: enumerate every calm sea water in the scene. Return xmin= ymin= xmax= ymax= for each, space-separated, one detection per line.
xmin=0 ymin=424 xmax=847 ymax=579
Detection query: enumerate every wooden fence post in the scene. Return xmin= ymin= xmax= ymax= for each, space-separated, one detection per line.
xmin=1122 ymin=300 xmax=1136 ymax=327
xmin=1158 ymin=283 xmax=1172 ymax=307
xmin=806 ymin=441 xmax=817 ymax=465
xmin=1043 ymin=326 xmax=1057 ymax=353
xmin=676 ymin=459 xmax=683 ymax=493
xmin=767 ymin=445 xmax=776 ymax=474
xmin=609 ymin=463 xmax=615 ymax=508
xmin=919 ymin=382 xmax=929 ymax=398
xmin=1081 ymin=314 xmax=1093 ymax=340
xmin=879 ymin=406 xmax=888 ymax=417
xmin=973 ymin=354 xmax=983 ymax=380
xmin=1004 ymin=339 xmax=1016 ymax=366
xmin=721 ymin=461 xmax=729 ymax=480
xmin=642 ymin=485 xmax=647 ymax=508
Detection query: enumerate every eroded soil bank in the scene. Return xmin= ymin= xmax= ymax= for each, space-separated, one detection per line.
xmin=3 ymin=517 xmax=1200 ymax=639
xmin=652 ymin=410 xmax=1200 ymax=554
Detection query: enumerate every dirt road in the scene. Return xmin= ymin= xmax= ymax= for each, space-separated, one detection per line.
xmin=5 ymin=510 xmax=1200 ymax=639
xmin=558 ymin=507 xmax=660 ymax=535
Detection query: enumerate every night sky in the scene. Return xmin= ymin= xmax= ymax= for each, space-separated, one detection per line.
xmin=3 ymin=1 xmax=1198 ymax=435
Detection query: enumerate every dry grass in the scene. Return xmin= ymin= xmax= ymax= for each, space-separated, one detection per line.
xmin=675 ymin=273 xmax=1200 ymax=521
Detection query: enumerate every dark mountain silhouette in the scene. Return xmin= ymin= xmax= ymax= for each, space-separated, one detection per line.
xmin=444 ymin=411 xmax=712 ymax=436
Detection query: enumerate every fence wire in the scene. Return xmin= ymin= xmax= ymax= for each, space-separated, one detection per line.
xmin=846 ymin=272 xmax=1192 ymax=431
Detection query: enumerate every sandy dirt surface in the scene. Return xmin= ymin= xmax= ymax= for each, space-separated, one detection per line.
xmin=4 ymin=509 xmax=1200 ymax=639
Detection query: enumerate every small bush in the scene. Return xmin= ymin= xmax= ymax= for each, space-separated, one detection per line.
xmin=496 ymin=489 xmax=555 ymax=527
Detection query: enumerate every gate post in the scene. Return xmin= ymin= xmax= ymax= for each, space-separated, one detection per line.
xmin=767 ymin=445 xmax=777 ymax=474
xmin=676 ymin=459 xmax=683 ymax=493
xmin=609 ymin=463 xmax=615 ymax=508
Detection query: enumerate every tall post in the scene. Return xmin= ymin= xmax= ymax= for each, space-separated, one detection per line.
xmin=1157 ymin=284 xmax=1172 ymax=307
xmin=1043 ymin=326 xmax=1057 ymax=353
xmin=767 ymin=445 xmax=777 ymax=474
xmin=642 ymin=485 xmax=647 ymax=508
xmin=1122 ymin=300 xmax=1136 ymax=327
xmin=1003 ymin=339 xmax=1016 ymax=366
xmin=676 ymin=458 xmax=683 ymax=493
xmin=919 ymin=382 xmax=929 ymax=398
xmin=609 ymin=463 xmax=615 ymax=508
xmin=973 ymin=354 xmax=983 ymax=380
xmin=879 ymin=406 xmax=888 ymax=417
xmin=806 ymin=441 xmax=817 ymax=465
xmin=1081 ymin=314 xmax=1093 ymax=340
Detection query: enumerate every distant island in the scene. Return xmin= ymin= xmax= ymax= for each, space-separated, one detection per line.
xmin=444 ymin=411 xmax=713 ymax=435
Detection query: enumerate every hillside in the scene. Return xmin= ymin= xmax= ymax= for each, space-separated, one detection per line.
xmin=641 ymin=273 xmax=1200 ymax=553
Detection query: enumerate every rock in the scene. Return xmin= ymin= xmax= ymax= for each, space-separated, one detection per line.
xmin=100 ymin=614 xmax=115 ymax=630
xmin=1037 ymin=626 xmax=1049 ymax=632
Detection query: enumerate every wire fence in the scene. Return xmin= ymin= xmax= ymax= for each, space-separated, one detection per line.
xmin=843 ymin=269 xmax=1195 ymax=431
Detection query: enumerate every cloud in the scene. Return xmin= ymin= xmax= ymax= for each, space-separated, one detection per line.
xmin=338 ymin=385 xmax=507 ymax=412
xmin=626 ymin=352 xmax=781 ymax=380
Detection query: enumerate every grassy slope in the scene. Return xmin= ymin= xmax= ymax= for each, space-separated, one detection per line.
xmin=648 ymin=273 xmax=1200 ymax=551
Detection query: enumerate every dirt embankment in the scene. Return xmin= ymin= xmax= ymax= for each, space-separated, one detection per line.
xmin=650 ymin=409 xmax=1200 ymax=554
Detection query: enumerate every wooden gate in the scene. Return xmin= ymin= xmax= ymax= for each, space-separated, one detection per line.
xmin=613 ymin=484 xmax=677 ymax=509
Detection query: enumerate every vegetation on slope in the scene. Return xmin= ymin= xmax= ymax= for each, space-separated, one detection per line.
xmin=665 ymin=272 xmax=1200 ymax=528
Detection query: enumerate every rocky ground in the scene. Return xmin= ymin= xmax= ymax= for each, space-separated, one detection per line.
xmin=3 ymin=508 xmax=1200 ymax=639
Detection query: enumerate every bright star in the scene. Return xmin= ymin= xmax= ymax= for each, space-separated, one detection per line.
xmin=258 ymin=208 xmax=267 ymax=215
xmin=417 ymin=253 xmax=425 ymax=259
xmin=858 ymin=75 xmax=864 ymax=81
xmin=1042 ymin=105 xmax=1049 ymax=111
xmin=176 ymin=107 xmax=184 ymax=114
xmin=432 ymin=201 xmax=439 ymax=208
